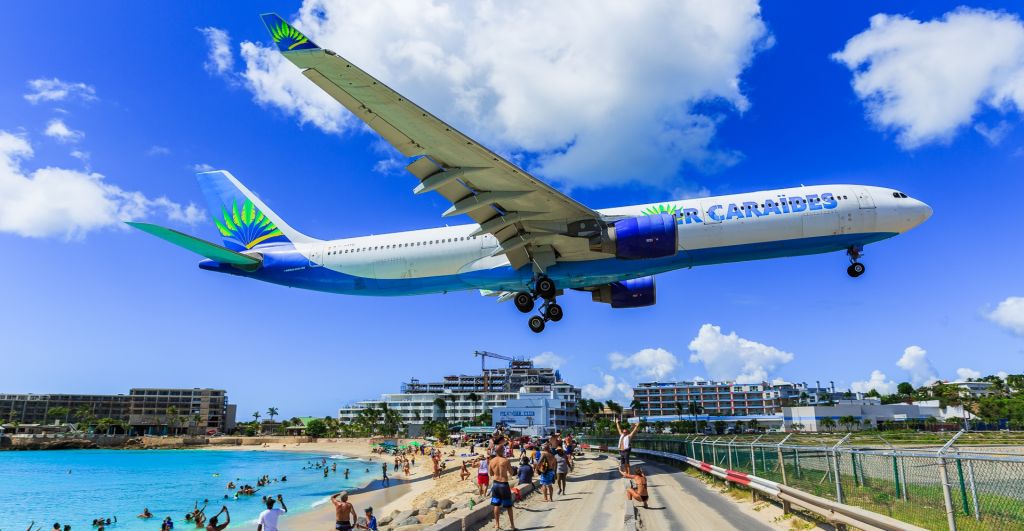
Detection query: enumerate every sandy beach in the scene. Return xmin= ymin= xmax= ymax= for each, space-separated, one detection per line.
xmin=204 ymin=438 xmax=489 ymax=530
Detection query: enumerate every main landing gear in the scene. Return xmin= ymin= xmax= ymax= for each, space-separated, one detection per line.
xmin=846 ymin=246 xmax=866 ymax=278
xmin=516 ymin=276 xmax=562 ymax=333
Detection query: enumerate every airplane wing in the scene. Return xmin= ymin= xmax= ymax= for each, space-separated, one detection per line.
xmin=260 ymin=13 xmax=608 ymax=271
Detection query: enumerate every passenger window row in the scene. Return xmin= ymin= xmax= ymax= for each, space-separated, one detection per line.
xmin=326 ymin=236 xmax=480 ymax=255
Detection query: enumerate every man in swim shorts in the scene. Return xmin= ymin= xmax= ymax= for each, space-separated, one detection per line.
xmin=488 ymin=443 xmax=516 ymax=530
xmin=331 ymin=491 xmax=356 ymax=531
xmin=537 ymin=444 xmax=557 ymax=501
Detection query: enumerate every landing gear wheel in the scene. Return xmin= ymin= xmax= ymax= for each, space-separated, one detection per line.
xmin=528 ymin=315 xmax=546 ymax=333
xmin=514 ymin=292 xmax=535 ymax=313
xmin=847 ymin=262 xmax=865 ymax=278
xmin=536 ymin=277 xmax=557 ymax=300
xmin=545 ymin=303 xmax=564 ymax=322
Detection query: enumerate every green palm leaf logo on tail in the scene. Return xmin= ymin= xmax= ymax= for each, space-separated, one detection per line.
xmin=214 ymin=198 xmax=283 ymax=249
xmin=270 ymin=21 xmax=309 ymax=50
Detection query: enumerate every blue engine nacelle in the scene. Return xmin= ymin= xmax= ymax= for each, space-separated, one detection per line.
xmin=591 ymin=276 xmax=657 ymax=308
xmin=612 ymin=213 xmax=678 ymax=259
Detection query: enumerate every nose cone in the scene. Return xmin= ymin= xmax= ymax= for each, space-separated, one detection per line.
xmin=914 ymin=199 xmax=933 ymax=224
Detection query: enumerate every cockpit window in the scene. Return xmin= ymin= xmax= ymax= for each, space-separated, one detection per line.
xmin=893 ymin=191 xmax=909 ymax=199
xmin=899 ymin=193 xmax=908 ymax=198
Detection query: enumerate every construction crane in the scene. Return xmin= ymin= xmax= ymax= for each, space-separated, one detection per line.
xmin=474 ymin=350 xmax=516 ymax=392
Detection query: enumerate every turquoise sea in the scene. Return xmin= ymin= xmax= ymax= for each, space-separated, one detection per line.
xmin=0 ymin=449 xmax=375 ymax=530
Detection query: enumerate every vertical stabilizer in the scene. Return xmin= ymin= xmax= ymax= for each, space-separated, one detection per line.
xmin=196 ymin=170 xmax=315 ymax=251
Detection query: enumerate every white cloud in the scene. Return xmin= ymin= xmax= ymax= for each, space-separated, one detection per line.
xmin=532 ymin=351 xmax=566 ymax=370
xmin=609 ymin=348 xmax=677 ymax=380
xmin=192 ymin=163 xmax=215 ymax=172
xmin=834 ymin=8 xmax=1024 ymax=149
xmin=582 ymin=373 xmax=632 ymax=401
xmin=235 ymin=0 xmax=771 ymax=188
xmin=896 ymin=345 xmax=938 ymax=387
xmin=687 ymin=323 xmax=794 ymax=383
xmin=199 ymin=27 xmax=235 ymax=75
xmin=146 ymin=145 xmax=171 ymax=156
xmin=44 ymin=119 xmax=84 ymax=143
xmin=0 ymin=131 xmax=203 ymax=239
xmin=956 ymin=367 xmax=982 ymax=381
xmin=987 ymin=296 xmax=1024 ymax=336
xmin=24 ymin=78 xmax=97 ymax=104
xmin=851 ymin=369 xmax=897 ymax=395
xmin=974 ymin=121 xmax=1013 ymax=145
xmin=69 ymin=150 xmax=90 ymax=163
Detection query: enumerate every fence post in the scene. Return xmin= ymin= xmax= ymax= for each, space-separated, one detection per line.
xmin=750 ymin=435 xmax=763 ymax=475
xmin=727 ymin=435 xmax=736 ymax=471
xmin=964 ymin=456 xmax=980 ymax=521
xmin=777 ymin=433 xmax=792 ymax=487
xmin=938 ymin=430 xmax=965 ymax=531
xmin=832 ymin=433 xmax=852 ymax=504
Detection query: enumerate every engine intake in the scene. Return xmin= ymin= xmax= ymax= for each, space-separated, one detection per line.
xmin=608 ymin=213 xmax=678 ymax=259
xmin=592 ymin=276 xmax=657 ymax=308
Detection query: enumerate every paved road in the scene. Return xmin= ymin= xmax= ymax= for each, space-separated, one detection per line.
xmin=466 ymin=452 xmax=774 ymax=531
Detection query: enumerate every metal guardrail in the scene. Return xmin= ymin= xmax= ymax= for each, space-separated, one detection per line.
xmin=584 ymin=432 xmax=1024 ymax=531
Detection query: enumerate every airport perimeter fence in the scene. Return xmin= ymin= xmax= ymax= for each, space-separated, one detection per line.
xmin=583 ymin=432 xmax=1024 ymax=530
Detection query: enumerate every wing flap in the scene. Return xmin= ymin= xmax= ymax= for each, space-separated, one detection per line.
xmin=126 ymin=222 xmax=262 ymax=267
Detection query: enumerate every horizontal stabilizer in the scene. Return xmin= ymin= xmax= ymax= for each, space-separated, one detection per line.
xmin=126 ymin=222 xmax=261 ymax=267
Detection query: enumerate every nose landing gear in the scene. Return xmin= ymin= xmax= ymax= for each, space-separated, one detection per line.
xmin=846 ymin=246 xmax=866 ymax=278
xmin=518 ymin=276 xmax=563 ymax=333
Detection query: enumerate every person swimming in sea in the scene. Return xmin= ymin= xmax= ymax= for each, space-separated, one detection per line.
xmin=137 ymin=508 xmax=153 ymax=519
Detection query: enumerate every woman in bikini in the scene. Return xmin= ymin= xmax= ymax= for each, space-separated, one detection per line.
xmin=620 ymin=467 xmax=649 ymax=508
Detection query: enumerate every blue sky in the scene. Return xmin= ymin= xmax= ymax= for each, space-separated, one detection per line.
xmin=2 ymin=1 xmax=1023 ymax=418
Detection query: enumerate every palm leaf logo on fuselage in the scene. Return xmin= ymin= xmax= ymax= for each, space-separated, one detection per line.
xmin=270 ymin=21 xmax=309 ymax=50
xmin=641 ymin=204 xmax=680 ymax=216
xmin=215 ymin=199 xmax=284 ymax=249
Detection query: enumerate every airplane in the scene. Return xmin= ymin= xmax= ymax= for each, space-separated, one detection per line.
xmin=128 ymin=14 xmax=933 ymax=333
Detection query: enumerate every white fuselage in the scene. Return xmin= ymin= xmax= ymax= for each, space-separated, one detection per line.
xmin=245 ymin=184 xmax=930 ymax=296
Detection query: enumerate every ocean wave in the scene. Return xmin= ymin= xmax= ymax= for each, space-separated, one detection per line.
xmin=329 ymin=454 xmax=349 ymax=460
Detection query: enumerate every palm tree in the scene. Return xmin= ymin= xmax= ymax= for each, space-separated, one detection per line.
xmin=629 ymin=398 xmax=644 ymax=420
xmin=820 ymin=417 xmax=837 ymax=433
xmin=838 ymin=415 xmax=857 ymax=432
xmin=433 ymin=397 xmax=448 ymax=421
xmin=45 ymin=406 xmax=70 ymax=425
xmin=192 ymin=413 xmax=203 ymax=436
xmin=267 ymin=407 xmax=279 ymax=423
xmin=674 ymin=402 xmax=685 ymax=422
xmin=467 ymin=392 xmax=480 ymax=415
xmin=687 ymin=403 xmax=704 ymax=433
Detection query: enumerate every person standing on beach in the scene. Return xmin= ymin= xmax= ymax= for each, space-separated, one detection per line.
xmin=381 ymin=462 xmax=389 ymax=486
xmin=615 ymin=418 xmax=641 ymax=474
xmin=537 ymin=445 xmax=557 ymax=501
xmin=432 ymin=451 xmax=442 ymax=479
xmin=554 ymin=448 xmax=569 ymax=495
xmin=331 ymin=491 xmax=357 ymax=531
xmin=257 ymin=494 xmax=288 ymax=531
xmin=476 ymin=455 xmax=490 ymax=496
xmin=488 ymin=444 xmax=516 ymax=531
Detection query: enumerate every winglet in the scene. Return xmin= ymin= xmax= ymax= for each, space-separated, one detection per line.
xmin=260 ymin=13 xmax=319 ymax=52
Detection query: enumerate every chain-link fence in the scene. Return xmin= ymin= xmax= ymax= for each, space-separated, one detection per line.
xmin=583 ymin=432 xmax=1024 ymax=530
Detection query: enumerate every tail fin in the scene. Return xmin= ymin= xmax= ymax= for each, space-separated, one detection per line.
xmin=196 ymin=170 xmax=314 ymax=252
xmin=260 ymin=13 xmax=320 ymax=52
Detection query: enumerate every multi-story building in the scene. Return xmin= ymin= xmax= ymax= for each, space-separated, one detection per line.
xmin=632 ymin=379 xmax=860 ymax=419
xmin=0 ymin=388 xmax=235 ymax=435
xmin=338 ymin=360 xmax=581 ymax=433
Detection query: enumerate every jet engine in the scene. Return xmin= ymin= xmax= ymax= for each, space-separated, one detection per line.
xmin=591 ymin=276 xmax=657 ymax=308
xmin=592 ymin=213 xmax=678 ymax=259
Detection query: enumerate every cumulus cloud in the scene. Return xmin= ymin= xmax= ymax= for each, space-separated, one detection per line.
xmin=687 ymin=324 xmax=794 ymax=383
xmin=834 ymin=8 xmax=1024 ymax=149
xmin=233 ymin=0 xmax=771 ymax=188
xmin=582 ymin=373 xmax=633 ymax=401
xmin=956 ymin=367 xmax=982 ymax=381
xmin=896 ymin=345 xmax=938 ymax=387
xmin=609 ymin=348 xmax=677 ymax=380
xmin=192 ymin=163 xmax=215 ymax=172
xmin=146 ymin=145 xmax=171 ymax=156
xmin=851 ymin=370 xmax=897 ymax=395
xmin=532 ymin=351 xmax=566 ymax=370
xmin=24 ymin=78 xmax=97 ymax=104
xmin=44 ymin=119 xmax=84 ymax=143
xmin=0 ymin=131 xmax=203 ymax=239
xmin=987 ymin=296 xmax=1024 ymax=336
xmin=199 ymin=27 xmax=235 ymax=75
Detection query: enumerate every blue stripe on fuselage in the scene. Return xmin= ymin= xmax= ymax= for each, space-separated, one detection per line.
xmin=206 ymin=232 xmax=897 ymax=296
